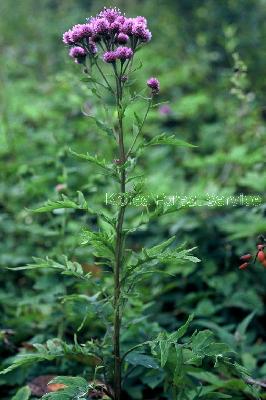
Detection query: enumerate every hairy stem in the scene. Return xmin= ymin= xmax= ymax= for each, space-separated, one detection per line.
xmin=113 ymin=69 xmax=126 ymax=400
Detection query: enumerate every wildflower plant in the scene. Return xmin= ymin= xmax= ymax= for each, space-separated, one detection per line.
xmin=1 ymin=7 xmax=260 ymax=400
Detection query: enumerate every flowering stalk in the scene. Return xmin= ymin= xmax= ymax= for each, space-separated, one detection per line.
xmin=63 ymin=7 xmax=158 ymax=399
xmin=113 ymin=64 xmax=126 ymax=400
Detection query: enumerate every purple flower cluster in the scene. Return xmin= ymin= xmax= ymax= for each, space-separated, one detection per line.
xmin=103 ymin=46 xmax=133 ymax=63
xmin=147 ymin=77 xmax=160 ymax=95
xmin=62 ymin=7 xmax=152 ymax=64
xmin=69 ymin=46 xmax=86 ymax=64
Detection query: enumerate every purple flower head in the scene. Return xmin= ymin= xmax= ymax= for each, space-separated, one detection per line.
xmin=132 ymin=21 xmax=152 ymax=42
xmin=110 ymin=20 xmax=122 ymax=33
xmin=68 ymin=24 xmax=92 ymax=43
xmin=82 ymin=23 xmax=93 ymax=37
xmin=116 ymin=33 xmax=129 ymax=44
xmin=103 ymin=51 xmax=117 ymax=63
xmin=116 ymin=46 xmax=133 ymax=61
xmin=147 ymin=77 xmax=160 ymax=95
xmin=98 ymin=7 xmax=121 ymax=23
xmin=139 ymin=29 xmax=152 ymax=42
xmin=70 ymin=24 xmax=84 ymax=43
xmin=135 ymin=16 xmax=148 ymax=27
xmin=93 ymin=18 xmax=110 ymax=35
xmin=116 ymin=15 xmax=126 ymax=25
xmin=122 ymin=18 xmax=134 ymax=35
xmin=63 ymin=29 xmax=74 ymax=45
xmin=69 ymin=46 xmax=86 ymax=63
xmin=69 ymin=46 xmax=85 ymax=58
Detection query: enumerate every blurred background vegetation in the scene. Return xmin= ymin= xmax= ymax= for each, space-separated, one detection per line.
xmin=0 ymin=0 xmax=265 ymax=398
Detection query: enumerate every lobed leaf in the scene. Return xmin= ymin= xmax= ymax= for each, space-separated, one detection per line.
xmin=143 ymin=133 xmax=196 ymax=148
xmin=34 ymin=193 xmax=89 ymax=213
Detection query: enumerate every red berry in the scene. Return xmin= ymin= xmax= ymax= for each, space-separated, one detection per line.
xmin=239 ymin=262 xmax=249 ymax=270
xmin=257 ymin=244 xmax=264 ymax=251
xmin=257 ymin=250 xmax=265 ymax=263
xmin=240 ymin=254 xmax=252 ymax=261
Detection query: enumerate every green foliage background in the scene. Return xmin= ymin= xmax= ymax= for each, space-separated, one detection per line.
xmin=0 ymin=0 xmax=265 ymax=398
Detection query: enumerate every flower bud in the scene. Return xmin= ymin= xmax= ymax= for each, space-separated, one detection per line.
xmin=240 ymin=254 xmax=252 ymax=261
xmin=239 ymin=262 xmax=249 ymax=270
xmin=257 ymin=250 xmax=265 ymax=263
xmin=147 ymin=77 xmax=160 ymax=95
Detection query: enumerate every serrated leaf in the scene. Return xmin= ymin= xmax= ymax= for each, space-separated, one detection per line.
xmin=95 ymin=119 xmax=114 ymax=137
xmin=70 ymin=149 xmax=111 ymax=172
xmin=10 ymin=256 xmax=92 ymax=281
xmin=143 ymin=133 xmax=196 ymax=148
xmin=0 ymin=339 xmax=101 ymax=375
xmin=81 ymin=228 xmax=114 ymax=260
xmin=34 ymin=194 xmax=88 ymax=213
xmin=144 ymin=236 xmax=176 ymax=258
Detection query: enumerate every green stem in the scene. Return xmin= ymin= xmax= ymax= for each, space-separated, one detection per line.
xmin=126 ymin=98 xmax=152 ymax=159
xmin=113 ymin=68 xmax=126 ymax=400
xmin=94 ymin=59 xmax=115 ymax=95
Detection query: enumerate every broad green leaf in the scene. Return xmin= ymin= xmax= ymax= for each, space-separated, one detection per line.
xmin=140 ymin=370 xmax=164 ymax=389
xmin=191 ymin=330 xmax=215 ymax=354
xmin=196 ymin=321 xmax=236 ymax=346
xmin=125 ymin=352 xmax=160 ymax=369
xmin=188 ymin=370 xmax=224 ymax=386
xmin=159 ymin=333 xmax=171 ymax=367
xmin=203 ymin=342 xmax=233 ymax=357
xmin=42 ymin=376 xmax=89 ymax=399
xmin=202 ymin=393 xmax=232 ymax=399
xmin=169 ymin=314 xmax=194 ymax=342
xmin=11 ymin=386 xmax=31 ymax=400
xmin=236 ymin=311 xmax=256 ymax=339
xmin=0 ymin=351 xmax=55 ymax=375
